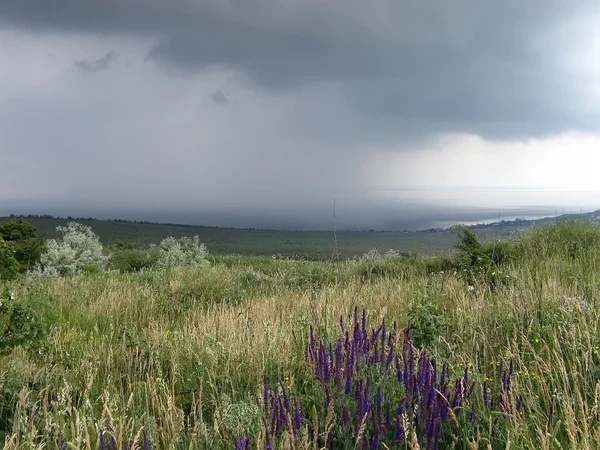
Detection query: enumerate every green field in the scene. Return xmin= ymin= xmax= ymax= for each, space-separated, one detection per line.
xmin=0 ymin=217 xmax=517 ymax=259
xmin=2 ymin=221 xmax=600 ymax=448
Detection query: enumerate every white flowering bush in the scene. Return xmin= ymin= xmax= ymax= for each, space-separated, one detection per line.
xmin=26 ymin=222 xmax=107 ymax=281
xmin=153 ymin=236 xmax=209 ymax=269
xmin=359 ymin=248 xmax=403 ymax=261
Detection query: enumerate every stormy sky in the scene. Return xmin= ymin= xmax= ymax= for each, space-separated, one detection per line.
xmin=2 ymin=1 xmax=600 ymax=230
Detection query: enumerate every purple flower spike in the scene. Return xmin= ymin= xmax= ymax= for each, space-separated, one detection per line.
xmin=293 ymin=398 xmax=303 ymax=431
xmin=263 ymin=376 xmax=270 ymax=410
xmin=385 ymin=404 xmax=391 ymax=428
xmin=280 ymin=381 xmax=291 ymax=411
xmin=345 ymin=373 xmax=353 ymax=395
xmin=394 ymin=414 xmax=404 ymax=441
xmin=342 ymin=405 xmax=351 ymax=427
xmin=483 ymin=381 xmax=489 ymax=408
xmin=516 ymin=395 xmax=524 ymax=413
xmin=109 ymin=428 xmax=117 ymax=450
xmin=548 ymin=403 xmax=555 ymax=428
xmin=99 ymin=429 xmax=106 ymax=450
xmin=235 ymin=438 xmax=250 ymax=450
xmin=370 ymin=425 xmax=381 ymax=450
xmin=362 ymin=309 xmax=367 ymax=334
xmin=334 ymin=339 xmax=344 ymax=388
xmin=142 ymin=428 xmax=150 ymax=450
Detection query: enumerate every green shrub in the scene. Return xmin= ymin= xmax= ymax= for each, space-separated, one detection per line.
xmin=0 ymin=286 xmax=51 ymax=356
xmin=0 ymin=218 xmax=45 ymax=272
xmin=408 ymin=281 xmax=446 ymax=349
xmin=108 ymin=248 xmax=160 ymax=273
xmin=452 ymin=226 xmax=518 ymax=288
xmin=423 ymin=254 xmax=457 ymax=274
xmin=0 ymin=238 xmax=20 ymax=281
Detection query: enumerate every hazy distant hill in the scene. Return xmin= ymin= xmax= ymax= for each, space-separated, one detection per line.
xmin=1 ymin=211 xmax=596 ymax=258
xmin=459 ymin=209 xmax=600 ymax=231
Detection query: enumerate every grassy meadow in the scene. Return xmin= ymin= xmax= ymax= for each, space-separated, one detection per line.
xmin=3 ymin=221 xmax=600 ymax=448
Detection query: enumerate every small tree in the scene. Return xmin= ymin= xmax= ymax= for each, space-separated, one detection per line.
xmin=0 ymin=237 xmax=20 ymax=281
xmin=452 ymin=225 xmax=516 ymax=288
xmin=0 ymin=218 xmax=45 ymax=272
xmin=27 ymin=222 xmax=107 ymax=280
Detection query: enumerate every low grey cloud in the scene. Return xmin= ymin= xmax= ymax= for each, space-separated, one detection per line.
xmin=2 ymin=2 xmax=600 ymax=229
xmin=209 ymin=89 xmax=227 ymax=105
xmin=74 ymin=50 xmax=117 ymax=73
xmin=2 ymin=1 xmax=599 ymax=139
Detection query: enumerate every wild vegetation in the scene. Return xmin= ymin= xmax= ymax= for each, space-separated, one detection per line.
xmin=0 ymin=216 xmax=516 ymax=259
xmin=1 ymin=219 xmax=600 ymax=448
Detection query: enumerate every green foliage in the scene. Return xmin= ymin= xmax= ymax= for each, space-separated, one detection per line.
xmin=408 ymin=281 xmax=446 ymax=348
xmin=0 ymin=238 xmax=20 ymax=281
xmin=6 ymin=221 xmax=600 ymax=447
xmin=0 ymin=218 xmax=45 ymax=272
xmin=1 ymin=216 xmax=519 ymax=259
xmin=423 ymin=253 xmax=456 ymax=274
xmin=453 ymin=225 xmax=517 ymax=287
xmin=108 ymin=247 xmax=160 ymax=273
xmin=0 ymin=286 xmax=51 ymax=356
xmin=514 ymin=220 xmax=600 ymax=261
xmin=112 ymin=240 xmax=138 ymax=251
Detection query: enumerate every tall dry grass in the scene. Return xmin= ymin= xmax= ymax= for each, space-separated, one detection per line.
xmin=2 ymin=221 xmax=600 ymax=448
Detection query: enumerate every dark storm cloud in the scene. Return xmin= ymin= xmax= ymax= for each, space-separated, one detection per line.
xmin=1 ymin=0 xmax=599 ymax=139
xmin=209 ymin=89 xmax=228 ymax=105
xmin=74 ymin=50 xmax=117 ymax=73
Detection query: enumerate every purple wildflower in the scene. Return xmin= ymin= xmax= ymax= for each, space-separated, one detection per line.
xmin=235 ymin=438 xmax=250 ymax=450
xmin=293 ymin=398 xmax=303 ymax=431
xmin=370 ymin=425 xmax=381 ymax=450
xmin=342 ymin=405 xmax=351 ymax=427
xmin=142 ymin=428 xmax=150 ymax=450
xmin=483 ymin=381 xmax=489 ymax=408
xmin=99 ymin=429 xmax=106 ymax=450
xmin=516 ymin=395 xmax=524 ymax=413
xmin=394 ymin=414 xmax=404 ymax=441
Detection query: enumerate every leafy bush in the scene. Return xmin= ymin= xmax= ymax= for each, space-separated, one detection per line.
xmin=26 ymin=222 xmax=108 ymax=281
xmin=108 ymin=248 xmax=160 ymax=273
xmin=0 ymin=218 xmax=45 ymax=272
xmin=452 ymin=226 xmax=517 ymax=287
xmin=0 ymin=286 xmax=51 ymax=356
xmin=153 ymin=236 xmax=209 ymax=269
xmin=359 ymin=248 xmax=404 ymax=261
xmin=0 ymin=238 xmax=20 ymax=281
xmin=408 ymin=281 xmax=447 ymax=348
xmin=423 ymin=254 xmax=457 ymax=274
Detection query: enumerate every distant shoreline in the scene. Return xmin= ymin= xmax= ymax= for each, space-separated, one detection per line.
xmin=2 ymin=209 xmax=599 ymax=234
